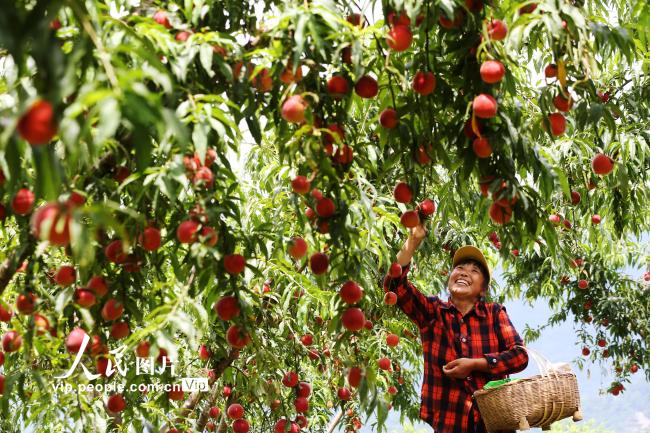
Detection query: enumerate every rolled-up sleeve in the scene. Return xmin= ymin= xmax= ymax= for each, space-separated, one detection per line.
xmin=483 ymin=306 xmax=529 ymax=375
xmin=383 ymin=262 xmax=437 ymax=330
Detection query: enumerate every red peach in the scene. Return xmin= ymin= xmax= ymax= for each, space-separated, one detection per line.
xmin=473 ymin=137 xmax=492 ymax=158
xmin=111 ymin=322 xmax=130 ymax=339
xmin=400 ymin=210 xmax=420 ymax=228
xmin=570 ymin=191 xmax=581 ymax=205
xmin=480 ymin=60 xmax=505 ymax=84
xmin=282 ymin=371 xmax=299 ymax=387
xmin=30 ymin=202 xmax=71 ymax=245
xmin=418 ymin=199 xmax=436 ymax=216
xmin=200 ymin=226 xmax=218 ymax=246
xmin=16 ymin=292 xmax=37 ymax=315
xmin=55 ymin=265 xmax=76 ymax=286
xmin=348 ymin=367 xmax=362 ymax=387
xmin=224 ymin=254 xmax=246 ymax=275
xmin=553 ymin=94 xmax=573 ymax=112
xmin=487 ymin=19 xmax=508 ymax=40
xmin=153 ymin=10 xmax=171 ymax=28
xmin=341 ymin=307 xmax=365 ymax=331
xmin=288 ymin=236 xmax=308 ymax=259
xmin=591 ymin=153 xmax=614 ymax=175
xmin=75 ymin=289 xmax=96 ymax=308
xmin=101 ymin=299 xmax=124 ymax=321
xmin=0 ymin=304 xmax=12 ymax=322
xmin=354 ymin=76 xmax=378 ymax=98
xmin=380 ymin=108 xmax=399 ymax=128
xmin=309 ymin=252 xmax=329 ymax=275
xmin=66 ymin=327 xmax=87 ymax=353
xmin=473 ymin=94 xmax=498 ymax=118
xmin=17 ymin=100 xmax=58 ymax=146
xmin=488 ymin=203 xmax=512 ymax=224
xmin=291 ymin=175 xmax=310 ymax=194
xmin=337 ymin=387 xmax=351 ymax=400
xmin=544 ymin=64 xmax=557 ymax=78
xmin=87 ymin=276 xmax=108 ymax=297
xmin=386 ymin=25 xmax=412 ymax=52
xmin=226 ymin=325 xmax=250 ymax=348
xmin=548 ymin=112 xmax=566 ymax=136
xmin=384 ymin=292 xmax=397 ymax=305
xmin=2 ymin=330 xmax=22 ymax=352
xmin=316 ymin=198 xmax=335 ymax=217
xmin=340 ymin=280 xmax=363 ymax=304
xmin=281 ymin=95 xmax=308 ymax=123
xmin=378 ymin=357 xmax=392 ymax=371
xmin=327 ymin=76 xmax=349 ymax=98
xmin=393 ymin=182 xmax=413 ymax=203
xmin=107 ymin=393 xmax=126 ymax=413
xmin=412 ymin=71 xmax=436 ymax=95
xmin=105 ymin=240 xmax=127 ymax=263
xmin=215 ymin=296 xmax=241 ymax=321
xmin=12 ymin=188 xmax=35 ymax=215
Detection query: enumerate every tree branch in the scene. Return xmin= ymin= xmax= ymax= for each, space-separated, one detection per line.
xmin=325 ymin=410 xmax=344 ymax=433
xmin=67 ymin=0 xmax=119 ymax=90
xmin=194 ymin=348 xmax=242 ymax=431
xmin=159 ymin=348 xmax=240 ymax=433
xmin=0 ymin=239 xmax=36 ymax=297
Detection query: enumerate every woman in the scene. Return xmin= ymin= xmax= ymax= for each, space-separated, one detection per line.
xmin=384 ymin=222 xmax=528 ymax=433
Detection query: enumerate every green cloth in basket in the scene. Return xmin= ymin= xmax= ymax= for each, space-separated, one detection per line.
xmin=482 ymin=378 xmax=522 ymax=390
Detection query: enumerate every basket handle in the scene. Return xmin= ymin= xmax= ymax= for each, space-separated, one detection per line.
xmin=517 ymin=345 xmax=568 ymax=406
xmin=515 ymin=345 xmax=554 ymax=376
xmin=519 ymin=345 xmax=574 ymax=376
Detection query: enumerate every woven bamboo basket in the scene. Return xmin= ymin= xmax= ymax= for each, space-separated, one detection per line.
xmin=473 ymin=346 xmax=583 ymax=432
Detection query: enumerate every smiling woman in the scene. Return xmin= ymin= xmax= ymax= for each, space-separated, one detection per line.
xmin=384 ymin=222 xmax=528 ymax=433
xmin=449 ymin=260 xmax=488 ymax=290
xmin=447 ymin=247 xmax=492 ymax=315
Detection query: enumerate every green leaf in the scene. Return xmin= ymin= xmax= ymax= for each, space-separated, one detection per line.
xmin=214 ymin=53 xmax=233 ymax=81
xmin=192 ymin=122 xmax=208 ymax=158
xmin=133 ymin=128 xmax=153 ymax=172
xmin=246 ymin=116 xmax=262 ymax=144
xmin=553 ymin=164 xmax=571 ymax=198
xmin=95 ymin=96 xmax=121 ymax=145
xmin=32 ymin=145 xmax=63 ymax=200
xmin=293 ymin=15 xmax=309 ymax=67
xmin=1 ymin=137 xmax=22 ymax=189
xmin=199 ymin=43 xmax=215 ymax=77
xmin=589 ymin=104 xmax=604 ymax=124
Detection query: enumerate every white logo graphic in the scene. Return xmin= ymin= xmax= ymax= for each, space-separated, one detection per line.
xmin=55 ymin=334 xmax=175 ymax=379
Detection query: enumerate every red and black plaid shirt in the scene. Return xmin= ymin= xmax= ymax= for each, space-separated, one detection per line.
xmin=384 ymin=263 xmax=529 ymax=433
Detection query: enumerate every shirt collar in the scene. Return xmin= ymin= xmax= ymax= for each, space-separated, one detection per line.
xmin=441 ymin=297 xmax=487 ymax=318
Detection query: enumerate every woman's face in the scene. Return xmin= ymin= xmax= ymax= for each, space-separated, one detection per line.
xmin=447 ymin=261 xmax=486 ymax=301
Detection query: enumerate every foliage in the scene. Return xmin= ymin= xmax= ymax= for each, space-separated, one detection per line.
xmin=0 ymin=0 xmax=648 ymax=432
xmin=548 ymin=419 xmax=615 ymax=433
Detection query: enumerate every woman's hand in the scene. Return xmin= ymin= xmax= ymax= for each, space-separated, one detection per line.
xmin=442 ymin=358 xmax=478 ymax=379
xmin=396 ymin=221 xmax=428 ymax=266
xmin=409 ymin=222 xmax=427 ymax=242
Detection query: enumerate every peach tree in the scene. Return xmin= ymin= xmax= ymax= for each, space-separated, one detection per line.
xmin=0 ymin=0 xmax=649 ymax=432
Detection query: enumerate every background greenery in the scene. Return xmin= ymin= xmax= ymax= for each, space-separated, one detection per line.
xmin=0 ymin=0 xmax=648 ymax=432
